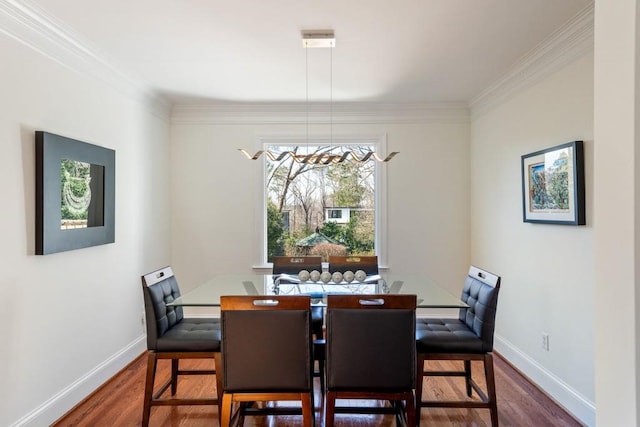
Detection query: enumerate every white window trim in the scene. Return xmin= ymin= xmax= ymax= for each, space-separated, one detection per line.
xmin=252 ymin=133 xmax=389 ymax=270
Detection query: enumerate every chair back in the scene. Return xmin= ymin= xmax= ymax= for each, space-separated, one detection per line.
xmin=326 ymin=294 xmax=416 ymax=390
xmin=328 ymin=255 xmax=378 ymax=275
xmin=458 ymin=266 xmax=501 ymax=351
xmin=220 ymin=295 xmax=312 ymax=392
xmin=272 ymin=256 xmax=322 ymax=275
xmin=141 ymin=266 xmax=184 ymax=350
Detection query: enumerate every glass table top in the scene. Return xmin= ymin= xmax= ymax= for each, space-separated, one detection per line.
xmin=168 ymin=274 xmax=467 ymax=309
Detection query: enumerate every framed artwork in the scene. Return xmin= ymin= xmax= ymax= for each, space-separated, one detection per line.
xmin=521 ymin=141 xmax=585 ymax=225
xmin=35 ymin=131 xmax=115 ymax=255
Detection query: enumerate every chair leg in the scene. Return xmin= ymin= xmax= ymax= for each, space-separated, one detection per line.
xmin=406 ymin=391 xmax=417 ymax=427
xmin=214 ymin=352 xmax=224 ymax=423
xmin=394 ymin=402 xmax=403 ymax=427
xmin=238 ymin=402 xmax=246 ymax=427
xmin=484 ymin=353 xmax=499 ymax=427
xmin=313 ymin=339 xmax=326 ymax=394
xmin=464 ymin=359 xmax=472 ymax=397
xmin=171 ymin=358 xmax=179 ymax=394
xmin=318 ymin=358 xmax=325 ymax=392
xmin=415 ymin=354 xmax=425 ymax=426
xmin=221 ymin=393 xmax=233 ymax=426
xmin=301 ymin=392 xmax=314 ymax=427
xmin=142 ymin=352 xmax=157 ymax=427
xmin=325 ymin=390 xmax=337 ymax=427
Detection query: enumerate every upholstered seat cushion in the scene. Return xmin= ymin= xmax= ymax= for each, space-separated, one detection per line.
xmin=416 ymin=318 xmax=486 ymax=354
xmin=156 ymin=318 xmax=221 ymax=352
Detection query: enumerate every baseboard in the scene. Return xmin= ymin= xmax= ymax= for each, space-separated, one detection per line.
xmin=494 ymin=334 xmax=595 ymax=427
xmin=10 ymin=335 xmax=147 ymax=427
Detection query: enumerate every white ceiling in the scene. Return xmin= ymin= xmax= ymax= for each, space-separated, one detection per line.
xmin=28 ymin=0 xmax=591 ymax=105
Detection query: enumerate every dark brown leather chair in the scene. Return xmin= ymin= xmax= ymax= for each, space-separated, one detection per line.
xmin=219 ymin=295 xmax=315 ymax=426
xmin=415 ymin=266 xmax=501 ymax=426
xmin=140 ymin=266 xmax=221 ymax=426
xmin=324 ymin=294 xmax=417 ymax=427
xmin=328 ymin=255 xmax=379 ymax=276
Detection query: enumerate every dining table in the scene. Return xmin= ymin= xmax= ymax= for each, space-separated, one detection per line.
xmin=163 ymin=272 xmax=467 ymax=421
xmin=167 ymin=273 xmax=468 ymax=309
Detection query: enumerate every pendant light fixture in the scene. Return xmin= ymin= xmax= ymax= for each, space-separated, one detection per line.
xmin=239 ymin=30 xmax=398 ymax=164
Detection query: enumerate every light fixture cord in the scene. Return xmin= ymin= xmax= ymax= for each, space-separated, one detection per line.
xmin=306 ymin=42 xmax=309 ymax=157
xmin=330 ymin=42 xmax=333 ymax=157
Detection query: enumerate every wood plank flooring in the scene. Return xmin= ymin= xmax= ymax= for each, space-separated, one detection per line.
xmin=53 ymin=352 xmax=581 ymax=426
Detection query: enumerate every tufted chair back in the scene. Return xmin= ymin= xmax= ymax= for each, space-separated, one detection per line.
xmin=457 ymin=266 xmax=501 ymax=352
xmin=141 ymin=266 xmax=185 ymax=350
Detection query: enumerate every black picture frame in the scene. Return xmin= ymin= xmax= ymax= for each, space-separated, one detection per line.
xmin=35 ymin=131 xmax=115 ymax=254
xmin=521 ymin=140 xmax=585 ymax=225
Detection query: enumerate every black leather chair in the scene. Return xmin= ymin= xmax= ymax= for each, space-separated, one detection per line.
xmin=324 ymin=294 xmax=417 ymax=427
xmin=219 ymin=295 xmax=315 ymax=426
xmin=328 ymin=255 xmax=379 ymax=276
xmin=415 ymin=266 xmax=501 ymax=426
xmin=141 ymin=266 xmax=221 ymax=426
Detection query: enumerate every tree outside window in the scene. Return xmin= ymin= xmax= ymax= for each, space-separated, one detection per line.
xmin=266 ymin=145 xmax=376 ymax=262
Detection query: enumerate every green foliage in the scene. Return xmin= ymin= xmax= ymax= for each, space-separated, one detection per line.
xmin=319 ymin=214 xmax=374 ymax=256
xmin=282 ymin=226 xmax=316 ymax=256
xmin=342 ymin=214 xmax=374 ymax=255
xmin=328 ymin=162 xmax=366 ymax=207
xmin=319 ymin=222 xmax=343 ymax=242
xmin=266 ymin=201 xmax=285 ymax=261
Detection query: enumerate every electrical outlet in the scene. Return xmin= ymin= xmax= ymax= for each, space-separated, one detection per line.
xmin=541 ymin=332 xmax=550 ymax=351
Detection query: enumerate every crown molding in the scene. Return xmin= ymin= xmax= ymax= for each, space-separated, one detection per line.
xmin=171 ymin=102 xmax=470 ymax=125
xmin=0 ymin=0 xmax=171 ymax=120
xmin=1 ymin=0 xmax=592 ymax=126
xmin=469 ymin=3 xmax=594 ymax=120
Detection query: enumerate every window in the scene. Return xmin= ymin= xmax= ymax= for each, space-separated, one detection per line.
xmin=263 ymin=140 xmax=385 ymax=263
xmin=328 ymin=209 xmax=342 ymax=219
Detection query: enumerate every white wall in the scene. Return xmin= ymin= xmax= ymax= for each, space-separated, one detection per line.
xmin=0 ymin=32 xmax=171 ymax=426
xmin=593 ymin=1 xmax=640 ymax=425
xmin=470 ymin=52 xmax=595 ymax=425
xmin=169 ymin=116 xmax=470 ymax=297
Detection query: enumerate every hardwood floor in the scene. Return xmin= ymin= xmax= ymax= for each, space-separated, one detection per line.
xmin=53 ymin=352 xmax=581 ymax=426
